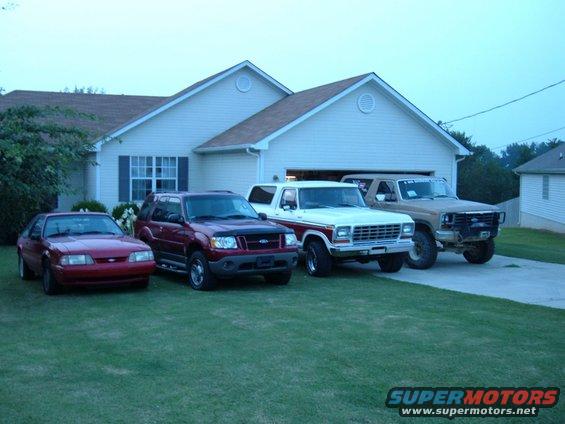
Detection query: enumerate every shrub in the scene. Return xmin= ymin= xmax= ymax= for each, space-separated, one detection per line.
xmin=111 ymin=202 xmax=140 ymax=220
xmin=71 ymin=200 xmax=108 ymax=213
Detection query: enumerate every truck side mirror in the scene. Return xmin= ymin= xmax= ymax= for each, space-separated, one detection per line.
xmin=375 ymin=194 xmax=386 ymax=202
xmin=258 ymin=212 xmax=268 ymax=221
xmin=282 ymin=204 xmax=291 ymax=211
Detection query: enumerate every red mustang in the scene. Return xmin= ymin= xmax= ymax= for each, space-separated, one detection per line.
xmin=17 ymin=212 xmax=155 ymax=294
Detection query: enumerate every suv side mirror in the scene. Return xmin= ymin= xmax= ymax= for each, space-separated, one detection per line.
xmin=29 ymin=231 xmax=41 ymax=241
xmin=258 ymin=212 xmax=268 ymax=221
xmin=375 ymin=194 xmax=386 ymax=202
xmin=168 ymin=213 xmax=185 ymax=224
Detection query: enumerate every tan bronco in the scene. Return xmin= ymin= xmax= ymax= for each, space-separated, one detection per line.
xmin=341 ymin=174 xmax=505 ymax=269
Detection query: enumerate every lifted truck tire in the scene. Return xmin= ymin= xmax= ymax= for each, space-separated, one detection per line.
xmin=405 ymin=229 xmax=438 ymax=270
xmin=378 ymin=252 xmax=405 ymax=273
xmin=264 ymin=272 xmax=291 ymax=285
xmin=463 ymin=238 xmax=495 ymax=264
xmin=187 ymin=251 xmax=217 ymax=291
xmin=305 ymin=240 xmax=332 ymax=277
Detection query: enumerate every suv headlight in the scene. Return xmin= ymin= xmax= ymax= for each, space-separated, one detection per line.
xmin=210 ymin=236 xmax=238 ymax=249
xmin=128 ymin=250 xmax=154 ymax=262
xmin=60 ymin=254 xmax=95 ymax=266
xmin=284 ymin=233 xmax=298 ymax=246
xmin=401 ymin=222 xmax=415 ymax=238
xmin=334 ymin=226 xmax=351 ymax=241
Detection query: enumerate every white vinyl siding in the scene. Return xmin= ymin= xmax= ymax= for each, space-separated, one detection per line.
xmin=520 ymin=174 xmax=565 ymax=225
xmin=542 ymin=175 xmax=549 ymax=199
xmin=56 ymin=164 xmax=85 ymax=211
xmin=261 ymin=82 xmax=455 ymax=186
xmin=200 ymin=152 xmax=258 ymax=196
xmin=96 ymin=69 xmax=286 ymax=210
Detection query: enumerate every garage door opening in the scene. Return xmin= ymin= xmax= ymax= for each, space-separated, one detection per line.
xmin=285 ymin=169 xmax=433 ymax=182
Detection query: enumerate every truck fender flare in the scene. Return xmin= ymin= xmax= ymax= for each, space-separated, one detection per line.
xmin=301 ymin=230 xmax=332 ymax=252
xmin=413 ymin=220 xmax=434 ymax=234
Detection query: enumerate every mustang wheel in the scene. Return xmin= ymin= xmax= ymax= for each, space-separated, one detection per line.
xmin=187 ymin=251 xmax=217 ymax=291
xmin=405 ymin=230 xmax=437 ymax=270
xmin=18 ymin=253 xmax=34 ymax=280
xmin=305 ymin=240 xmax=332 ymax=277
xmin=463 ymin=239 xmax=495 ymax=264
xmin=42 ymin=261 xmax=61 ymax=295
xmin=378 ymin=252 xmax=406 ymax=273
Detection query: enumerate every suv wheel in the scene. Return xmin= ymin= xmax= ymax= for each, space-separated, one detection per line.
xmin=264 ymin=272 xmax=292 ymax=285
xmin=42 ymin=260 xmax=61 ymax=295
xmin=18 ymin=253 xmax=34 ymax=280
xmin=187 ymin=251 xmax=217 ymax=291
xmin=305 ymin=240 xmax=332 ymax=277
xmin=405 ymin=230 xmax=438 ymax=270
xmin=463 ymin=239 xmax=495 ymax=264
xmin=378 ymin=253 xmax=405 ymax=273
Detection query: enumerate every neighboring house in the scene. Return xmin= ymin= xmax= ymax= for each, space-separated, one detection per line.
xmin=0 ymin=60 xmax=469 ymax=211
xmin=514 ymin=143 xmax=565 ymax=233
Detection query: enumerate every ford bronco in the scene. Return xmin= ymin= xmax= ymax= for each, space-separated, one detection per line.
xmin=248 ymin=181 xmax=415 ymax=276
xmin=135 ymin=192 xmax=298 ymax=290
xmin=342 ymin=174 xmax=505 ymax=269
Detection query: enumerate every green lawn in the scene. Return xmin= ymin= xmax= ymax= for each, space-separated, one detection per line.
xmin=497 ymin=228 xmax=565 ymax=264
xmin=0 ymin=246 xmax=563 ymax=423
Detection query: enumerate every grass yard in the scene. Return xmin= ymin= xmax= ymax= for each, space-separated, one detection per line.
xmin=0 ymin=246 xmax=563 ymax=423
xmin=497 ymin=228 xmax=565 ymax=264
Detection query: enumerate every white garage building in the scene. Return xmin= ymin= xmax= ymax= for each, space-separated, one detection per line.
xmin=0 ymin=61 xmax=469 ymax=210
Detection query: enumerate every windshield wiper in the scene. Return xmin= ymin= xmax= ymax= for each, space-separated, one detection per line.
xmin=81 ymin=231 xmax=116 ymax=235
xmin=191 ymin=215 xmax=228 ymax=221
xmin=338 ymin=203 xmax=363 ymax=208
xmin=224 ymin=214 xmax=257 ymax=220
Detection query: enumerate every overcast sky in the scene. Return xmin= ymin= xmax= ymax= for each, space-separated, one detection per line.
xmin=1 ymin=0 xmax=563 ymax=149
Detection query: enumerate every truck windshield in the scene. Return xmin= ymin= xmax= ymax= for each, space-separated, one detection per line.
xmin=185 ymin=195 xmax=259 ymax=221
xmin=299 ymin=187 xmax=367 ymax=209
xmin=398 ymin=179 xmax=457 ymax=200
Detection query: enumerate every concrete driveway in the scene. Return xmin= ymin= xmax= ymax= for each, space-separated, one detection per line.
xmin=350 ymin=253 xmax=565 ymax=309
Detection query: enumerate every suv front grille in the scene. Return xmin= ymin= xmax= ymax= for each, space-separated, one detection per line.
xmin=352 ymin=224 xmax=401 ymax=243
xmin=453 ymin=212 xmax=497 ymax=228
xmin=239 ymin=234 xmax=282 ymax=250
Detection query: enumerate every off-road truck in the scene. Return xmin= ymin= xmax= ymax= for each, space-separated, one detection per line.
xmin=342 ymin=174 xmax=505 ymax=269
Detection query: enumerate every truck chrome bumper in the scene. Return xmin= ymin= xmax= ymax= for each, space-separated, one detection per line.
xmin=329 ymin=240 xmax=413 ymax=257
xmin=435 ymin=230 xmax=495 ymax=243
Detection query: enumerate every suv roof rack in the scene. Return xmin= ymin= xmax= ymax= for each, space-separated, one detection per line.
xmin=206 ymin=190 xmax=235 ymax=194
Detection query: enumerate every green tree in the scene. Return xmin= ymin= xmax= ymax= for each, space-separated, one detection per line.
xmin=0 ymin=106 xmax=95 ymax=243
xmin=62 ymin=86 xmax=105 ymax=94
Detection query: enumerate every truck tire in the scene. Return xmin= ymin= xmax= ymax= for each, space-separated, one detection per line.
xmin=305 ymin=240 xmax=332 ymax=277
xmin=42 ymin=260 xmax=61 ymax=295
xmin=18 ymin=252 xmax=34 ymax=280
xmin=405 ymin=230 xmax=437 ymax=270
xmin=463 ymin=239 xmax=495 ymax=264
xmin=187 ymin=251 xmax=217 ymax=291
xmin=378 ymin=253 xmax=405 ymax=273
xmin=264 ymin=272 xmax=292 ymax=285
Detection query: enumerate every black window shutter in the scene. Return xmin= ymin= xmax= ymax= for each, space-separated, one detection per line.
xmin=178 ymin=157 xmax=189 ymax=191
xmin=118 ymin=156 xmax=130 ymax=202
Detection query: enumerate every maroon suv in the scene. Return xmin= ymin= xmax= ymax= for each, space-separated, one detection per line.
xmin=134 ymin=192 xmax=298 ymax=290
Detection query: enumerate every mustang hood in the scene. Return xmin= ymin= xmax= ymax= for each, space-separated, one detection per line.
xmin=48 ymin=235 xmax=148 ymax=258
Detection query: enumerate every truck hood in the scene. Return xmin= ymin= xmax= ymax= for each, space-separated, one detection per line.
xmin=48 ymin=235 xmax=149 ymax=258
xmin=398 ymin=199 xmax=499 ymax=214
xmin=298 ymin=207 xmax=413 ymax=226
xmin=190 ymin=219 xmax=291 ymax=236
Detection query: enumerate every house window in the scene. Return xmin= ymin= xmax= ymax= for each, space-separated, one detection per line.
xmin=542 ymin=175 xmax=549 ymax=200
xmin=130 ymin=156 xmax=178 ymax=201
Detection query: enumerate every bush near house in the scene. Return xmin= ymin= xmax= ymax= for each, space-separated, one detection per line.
xmin=71 ymin=200 xmax=108 ymax=213
xmin=111 ymin=202 xmax=140 ymax=220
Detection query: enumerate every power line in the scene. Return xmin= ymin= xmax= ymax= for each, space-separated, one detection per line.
xmin=444 ymin=79 xmax=565 ymax=124
xmin=491 ymin=125 xmax=565 ymax=151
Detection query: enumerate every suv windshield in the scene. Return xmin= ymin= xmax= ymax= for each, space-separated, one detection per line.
xmin=299 ymin=187 xmax=367 ymax=209
xmin=44 ymin=215 xmax=124 ymax=238
xmin=185 ymin=195 xmax=259 ymax=221
xmin=398 ymin=179 xmax=457 ymax=200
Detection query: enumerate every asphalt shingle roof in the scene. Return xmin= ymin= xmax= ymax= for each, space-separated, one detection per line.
xmin=514 ymin=143 xmax=565 ymax=174
xmin=196 ymin=73 xmax=370 ymax=150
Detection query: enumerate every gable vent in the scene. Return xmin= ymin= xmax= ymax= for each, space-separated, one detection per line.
xmin=357 ymin=93 xmax=375 ymax=114
xmin=236 ymin=75 xmax=252 ymax=93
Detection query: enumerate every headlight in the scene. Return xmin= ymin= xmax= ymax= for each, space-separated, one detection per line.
xmin=60 ymin=254 xmax=95 ymax=266
xmin=440 ymin=213 xmax=454 ymax=227
xmin=128 ymin=250 xmax=154 ymax=262
xmin=498 ymin=211 xmax=506 ymax=224
xmin=334 ymin=226 xmax=351 ymax=240
xmin=210 ymin=236 xmax=238 ymax=249
xmin=284 ymin=233 xmax=298 ymax=246
xmin=401 ymin=222 xmax=415 ymax=238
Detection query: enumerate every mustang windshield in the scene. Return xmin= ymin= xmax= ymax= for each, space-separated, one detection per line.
xmin=398 ymin=179 xmax=457 ymax=200
xmin=185 ymin=195 xmax=259 ymax=220
xmin=44 ymin=215 xmax=124 ymax=238
xmin=299 ymin=187 xmax=367 ymax=209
